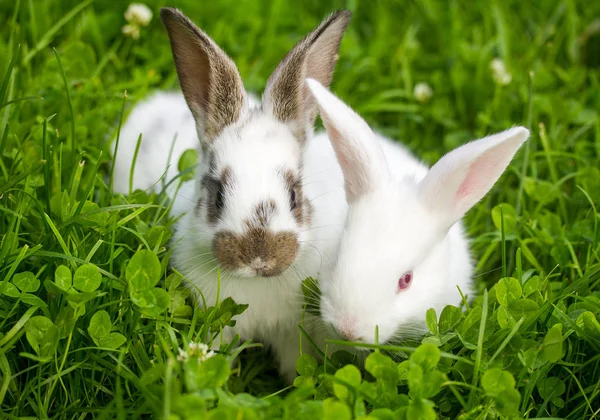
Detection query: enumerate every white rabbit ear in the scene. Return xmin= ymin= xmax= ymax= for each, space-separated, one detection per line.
xmin=160 ymin=8 xmax=246 ymax=145
xmin=419 ymin=127 xmax=529 ymax=229
xmin=262 ymin=10 xmax=351 ymax=144
xmin=306 ymin=78 xmax=391 ymax=203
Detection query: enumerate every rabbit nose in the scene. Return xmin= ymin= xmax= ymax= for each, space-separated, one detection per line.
xmin=337 ymin=317 xmax=358 ymax=341
xmin=339 ymin=330 xmax=358 ymax=341
xmin=249 ymin=258 xmax=267 ymax=270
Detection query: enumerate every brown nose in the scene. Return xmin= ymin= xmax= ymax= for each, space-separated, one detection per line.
xmin=213 ymin=228 xmax=298 ymax=277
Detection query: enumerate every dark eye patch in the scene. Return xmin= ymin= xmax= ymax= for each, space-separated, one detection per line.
xmin=201 ymin=166 xmax=232 ymax=225
xmin=280 ymin=168 xmax=310 ymax=225
xmin=201 ymin=177 xmax=224 ymax=224
xmin=214 ymin=180 xmax=225 ymax=211
xmin=289 ymin=188 xmax=297 ymax=210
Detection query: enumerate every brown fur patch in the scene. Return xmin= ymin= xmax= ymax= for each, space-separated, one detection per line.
xmin=213 ymin=229 xmax=298 ymax=277
xmin=195 ymin=196 xmax=204 ymax=215
xmin=262 ymin=10 xmax=351 ymax=142
xmin=160 ymin=8 xmax=246 ymax=143
xmin=300 ymin=197 xmax=313 ymax=228
xmin=220 ymin=166 xmax=232 ymax=188
xmin=253 ymin=199 xmax=277 ymax=228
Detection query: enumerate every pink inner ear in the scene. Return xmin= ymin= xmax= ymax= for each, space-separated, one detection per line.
xmin=455 ymin=148 xmax=502 ymax=200
xmin=456 ymin=171 xmax=475 ymax=199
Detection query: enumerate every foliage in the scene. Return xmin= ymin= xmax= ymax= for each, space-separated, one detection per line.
xmin=1 ymin=0 xmax=600 ymax=418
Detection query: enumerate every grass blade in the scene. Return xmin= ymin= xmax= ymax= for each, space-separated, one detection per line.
xmin=53 ymin=48 xmax=76 ymax=165
xmin=23 ymin=0 xmax=94 ymax=64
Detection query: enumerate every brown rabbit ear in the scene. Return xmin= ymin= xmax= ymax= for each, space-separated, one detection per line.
xmin=160 ymin=8 xmax=246 ymax=144
xmin=262 ymin=10 xmax=352 ymax=144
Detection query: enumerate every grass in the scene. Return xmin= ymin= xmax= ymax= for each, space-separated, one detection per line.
xmin=1 ymin=0 xmax=600 ymax=418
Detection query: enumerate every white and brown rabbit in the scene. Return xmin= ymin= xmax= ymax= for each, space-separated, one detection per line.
xmin=113 ymin=9 xmax=352 ymax=383
xmin=306 ymin=79 xmax=529 ymax=348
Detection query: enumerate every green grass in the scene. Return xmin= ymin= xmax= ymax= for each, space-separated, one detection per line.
xmin=1 ymin=0 xmax=600 ymax=418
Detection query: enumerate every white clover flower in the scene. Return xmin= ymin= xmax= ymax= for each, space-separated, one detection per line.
xmin=125 ymin=3 xmax=153 ymax=27
xmin=490 ymin=58 xmax=504 ymax=74
xmin=195 ymin=343 xmax=210 ymax=355
xmin=490 ymin=58 xmax=512 ymax=86
xmin=121 ymin=24 xmax=140 ymax=40
xmin=413 ymin=82 xmax=433 ymax=103
xmin=177 ymin=341 xmax=214 ymax=364
xmin=176 ymin=347 xmax=189 ymax=362
xmin=199 ymin=350 xmax=216 ymax=363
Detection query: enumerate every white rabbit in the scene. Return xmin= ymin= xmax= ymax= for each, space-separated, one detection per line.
xmin=305 ymin=79 xmax=529 ymax=347
xmin=112 ymin=8 xmax=352 ymax=383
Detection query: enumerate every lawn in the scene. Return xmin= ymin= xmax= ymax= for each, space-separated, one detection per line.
xmin=1 ymin=0 xmax=600 ymax=418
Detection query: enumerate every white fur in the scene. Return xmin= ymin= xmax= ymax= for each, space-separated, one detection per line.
xmin=306 ymin=79 xmax=529 ymax=347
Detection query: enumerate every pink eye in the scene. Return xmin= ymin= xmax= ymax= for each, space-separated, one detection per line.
xmin=397 ymin=271 xmax=413 ymax=292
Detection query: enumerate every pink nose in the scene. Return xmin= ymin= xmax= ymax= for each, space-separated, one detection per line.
xmin=339 ymin=329 xmax=358 ymax=341
xmin=337 ymin=316 xmax=358 ymax=341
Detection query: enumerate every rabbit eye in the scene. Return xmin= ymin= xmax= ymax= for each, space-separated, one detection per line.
xmin=215 ymin=181 xmax=225 ymax=211
xmin=289 ymin=188 xmax=298 ymax=210
xmin=397 ymin=271 xmax=413 ymax=292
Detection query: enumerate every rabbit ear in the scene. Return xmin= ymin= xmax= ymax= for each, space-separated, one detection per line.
xmin=160 ymin=8 xmax=246 ymax=145
xmin=418 ymin=127 xmax=529 ymax=229
xmin=262 ymin=10 xmax=351 ymax=145
xmin=306 ymin=78 xmax=391 ymax=203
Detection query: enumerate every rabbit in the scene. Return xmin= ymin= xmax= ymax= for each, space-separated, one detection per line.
xmin=111 ymin=91 xmax=195 ymax=194
xmin=305 ymin=78 xmax=530 ymax=349
xmin=115 ymin=9 xmax=351 ymax=383
xmin=111 ymin=91 xmax=203 ymax=216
